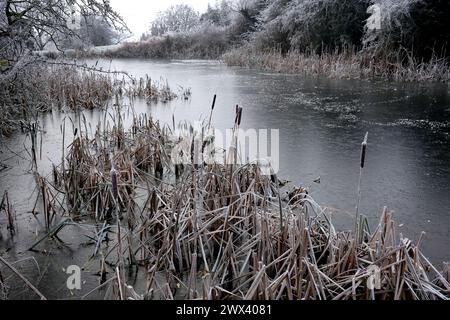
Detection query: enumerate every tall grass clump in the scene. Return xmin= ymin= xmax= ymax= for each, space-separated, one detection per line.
xmin=223 ymin=45 xmax=450 ymax=82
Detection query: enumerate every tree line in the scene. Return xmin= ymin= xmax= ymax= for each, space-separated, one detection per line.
xmin=135 ymin=0 xmax=449 ymax=62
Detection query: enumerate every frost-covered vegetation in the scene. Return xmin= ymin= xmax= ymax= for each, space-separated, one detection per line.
xmin=105 ymin=0 xmax=450 ymax=81
xmin=0 ymin=0 xmax=128 ymax=135
xmin=103 ymin=2 xmax=234 ymax=59
xmin=103 ymin=25 xmax=230 ymax=60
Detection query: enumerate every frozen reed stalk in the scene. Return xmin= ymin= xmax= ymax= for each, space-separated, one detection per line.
xmin=110 ymin=165 xmax=119 ymax=204
xmin=110 ymin=155 xmax=124 ymax=274
xmin=355 ymin=132 xmax=368 ymax=242
xmin=110 ymin=156 xmax=119 ymax=208
xmin=30 ymin=122 xmax=38 ymax=170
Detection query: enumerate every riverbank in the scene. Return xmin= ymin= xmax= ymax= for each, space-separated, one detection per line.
xmin=57 ymin=41 xmax=450 ymax=83
xmin=54 ymin=0 xmax=450 ymax=83
xmin=223 ymin=46 xmax=450 ymax=83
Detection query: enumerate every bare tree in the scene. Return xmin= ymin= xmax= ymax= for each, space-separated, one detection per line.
xmin=60 ymin=15 xmax=125 ymax=49
xmin=150 ymin=4 xmax=200 ymax=36
xmin=0 ymin=0 xmax=127 ymax=79
xmin=200 ymin=1 xmax=233 ymax=27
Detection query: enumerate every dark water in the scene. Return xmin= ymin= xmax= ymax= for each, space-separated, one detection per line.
xmin=1 ymin=59 xmax=449 ymax=298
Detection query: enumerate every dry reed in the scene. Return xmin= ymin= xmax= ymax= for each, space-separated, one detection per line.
xmin=9 ymin=102 xmax=447 ymax=300
xmin=223 ymin=47 xmax=450 ymax=83
xmin=0 ymin=63 xmax=180 ymax=136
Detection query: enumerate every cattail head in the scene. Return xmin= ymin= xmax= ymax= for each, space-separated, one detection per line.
xmin=235 ymin=105 xmax=243 ymax=126
xmin=211 ymin=94 xmax=217 ymax=110
xmin=360 ymin=132 xmax=369 ymax=168
xmin=52 ymin=164 xmax=58 ymax=185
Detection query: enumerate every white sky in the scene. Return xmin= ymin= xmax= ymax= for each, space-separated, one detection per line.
xmin=110 ymin=0 xmax=213 ymax=39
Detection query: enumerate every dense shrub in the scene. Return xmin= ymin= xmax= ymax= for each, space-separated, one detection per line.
xmin=104 ymin=25 xmax=230 ymax=60
xmin=252 ymin=0 xmax=371 ymax=53
xmin=363 ymin=0 xmax=450 ymax=61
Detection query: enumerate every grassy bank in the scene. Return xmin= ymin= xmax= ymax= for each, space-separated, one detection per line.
xmin=223 ymin=46 xmax=450 ymax=82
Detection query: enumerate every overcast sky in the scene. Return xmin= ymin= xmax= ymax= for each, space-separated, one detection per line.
xmin=110 ymin=0 xmax=213 ymax=39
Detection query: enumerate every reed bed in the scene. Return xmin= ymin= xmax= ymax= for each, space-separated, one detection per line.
xmin=35 ymin=65 xmax=179 ymax=111
xmin=7 ymin=102 xmax=447 ymax=300
xmin=126 ymin=75 xmax=178 ymax=104
xmin=223 ymin=47 xmax=450 ymax=83
xmin=0 ymin=63 xmax=180 ymax=136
